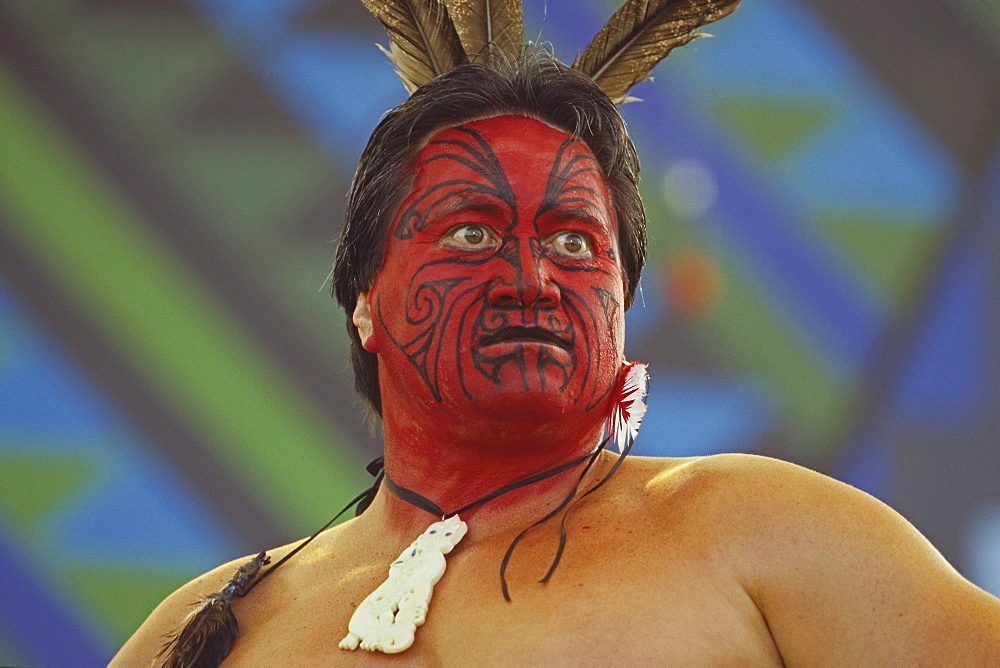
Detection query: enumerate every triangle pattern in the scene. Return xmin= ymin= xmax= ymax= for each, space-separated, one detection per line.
xmin=62 ymin=565 xmax=192 ymax=646
xmin=0 ymin=451 xmax=98 ymax=532
xmin=816 ymin=211 xmax=941 ymax=305
xmin=712 ymin=94 xmax=834 ymax=163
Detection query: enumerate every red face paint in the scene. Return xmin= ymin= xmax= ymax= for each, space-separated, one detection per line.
xmin=367 ymin=116 xmax=625 ymax=440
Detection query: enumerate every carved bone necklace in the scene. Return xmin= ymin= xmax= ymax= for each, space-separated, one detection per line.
xmin=341 ymin=361 xmax=650 ymax=653
xmin=339 ymin=449 xmax=599 ymax=653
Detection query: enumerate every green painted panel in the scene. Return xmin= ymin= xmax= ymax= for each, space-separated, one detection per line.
xmin=712 ymin=94 xmax=835 ymax=163
xmin=0 ymin=452 xmax=96 ymax=533
xmin=169 ymin=133 xmax=334 ymax=239
xmin=959 ymin=0 xmax=1000 ymax=44
xmin=53 ymin=7 xmax=231 ymax=126
xmin=62 ymin=565 xmax=192 ymax=648
xmin=0 ymin=632 xmax=27 ymax=668
xmin=274 ymin=253 xmax=353 ymax=359
xmin=816 ymin=209 xmax=944 ymax=306
xmin=639 ymin=177 xmax=696 ymax=263
xmin=4 ymin=0 xmax=79 ymax=29
xmin=701 ymin=238 xmax=851 ymax=462
xmin=0 ymin=63 xmax=364 ymax=535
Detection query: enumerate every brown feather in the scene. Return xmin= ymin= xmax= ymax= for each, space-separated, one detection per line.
xmin=573 ymin=0 xmax=741 ymax=101
xmin=360 ymin=0 xmax=468 ymax=93
xmin=155 ymin=552 xmax=270 ymax=667
xmin=155 ymin=593 xmax=238 ymax=668
xmin=444 ymin=0 xmax=523 ymax=64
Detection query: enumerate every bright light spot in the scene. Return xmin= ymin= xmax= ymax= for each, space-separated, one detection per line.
xmin=965 ymin=501 xmax=1000 ymax=597
xmin=661 ymin=159 xmax=719 ymax=219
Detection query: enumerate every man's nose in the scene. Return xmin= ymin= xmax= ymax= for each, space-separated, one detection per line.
xmin=487 ymin=237 xmax=560 ymax=308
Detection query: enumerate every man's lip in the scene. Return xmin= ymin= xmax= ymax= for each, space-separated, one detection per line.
xmin=478 ymin=326 xmax=570 ymax=351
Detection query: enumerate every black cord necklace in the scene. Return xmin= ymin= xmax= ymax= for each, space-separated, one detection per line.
xmin=382 ymin=433 xmax=638 ymax=601
xmin=381 ymin=449 xmax=596 ymax=519
xmin=382 ymin=446 xmax=609 ymax=600
xmin=336 ymin=443 xmax=620 ymax=653
xmin=247 ymin=445 xmax=606 ymax=596
xmin=156 ymin=433 xmax=637 ymax=662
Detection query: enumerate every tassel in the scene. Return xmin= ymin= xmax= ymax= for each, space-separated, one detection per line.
xmin=156 ymin=552 xmax=270 ymax=668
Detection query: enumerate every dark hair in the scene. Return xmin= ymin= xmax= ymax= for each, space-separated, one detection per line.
xmin=332 ymin=53 xmax=647 ymax=417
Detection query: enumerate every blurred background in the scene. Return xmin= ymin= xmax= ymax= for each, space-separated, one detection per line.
xmin=1 ymin=0 xmax=998 ymax=662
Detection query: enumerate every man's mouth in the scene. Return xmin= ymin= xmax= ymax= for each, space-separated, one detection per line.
xmin=478 ymin=326 xmax=571 ymax=351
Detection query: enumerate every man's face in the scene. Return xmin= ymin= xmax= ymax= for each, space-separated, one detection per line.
xmin=362 ymin=115 xmax=625 ymax=421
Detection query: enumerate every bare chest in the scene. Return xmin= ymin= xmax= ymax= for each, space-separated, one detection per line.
xmin=225 ymin=524 xmax=780 ymax=665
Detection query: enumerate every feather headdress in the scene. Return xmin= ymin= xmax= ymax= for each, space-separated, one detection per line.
xmin=359 ymin=0 xmax=468 ymax=93
xmin=366 ymin=0 xmax=739 ymax=101
xmin=446 ymin=0 xmax=523 ymax=64
xmin=574 ymin=0 xmax=740 ymax=102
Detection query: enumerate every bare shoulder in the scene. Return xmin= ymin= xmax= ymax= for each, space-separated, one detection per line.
xmin=626 ymin=452 xmax=968 ymax=579
xmin=628 ymin=449 xmax=855 ymax=494
xmin=110 ymin=540 xmax=301 ymax=666
xmin=110 ymin=556 xmax=241 ymax=665
xmin=617 ymin=452 xmax=846 ymax=518
xmin=627 ymin=452 xmax=924 ymax=533
xmin=622 ymin=452 xmax=1000 ymax=662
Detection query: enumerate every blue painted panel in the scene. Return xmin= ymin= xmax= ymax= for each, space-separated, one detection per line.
xmin=634 ymin=374 xmax=774 ymax=457
xmin=58 ymin=451 xmax=243 ymax=568
xmin=0 ymin=535 xmax=108 ymax=666
xmin=894 ymin=227 xmax=993 ymax=420
xmin=966 ymin=501 xmax=1000 ymax=598
xmin=0 ymin=291 xmax=119 ymax=444
xmin=267 ymin=35 xmax=406 ymax=158
xmin=623 ymin=268 xmax=670 ymax=343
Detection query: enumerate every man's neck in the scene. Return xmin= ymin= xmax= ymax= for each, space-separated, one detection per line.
xmin=372 ymin=406 xmax=609 ymax=537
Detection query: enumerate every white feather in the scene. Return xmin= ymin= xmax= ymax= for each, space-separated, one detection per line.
xmin=608 ymin=361 xmax=649 ymax=453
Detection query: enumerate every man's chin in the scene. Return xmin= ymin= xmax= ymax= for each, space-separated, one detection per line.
xmin=445 ymin=385 xmax=582 ymax=425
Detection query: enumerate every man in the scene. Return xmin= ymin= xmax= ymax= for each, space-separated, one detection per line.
xmin=116 ymin=13 xmax=1000 ymax=668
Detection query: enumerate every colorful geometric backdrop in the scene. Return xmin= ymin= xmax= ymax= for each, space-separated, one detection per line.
xmin=1 ymin=0 xmax=998 ymax=663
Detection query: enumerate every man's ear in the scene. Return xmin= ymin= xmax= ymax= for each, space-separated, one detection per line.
xmin=353 ymin=293 xmax=378 ymax=352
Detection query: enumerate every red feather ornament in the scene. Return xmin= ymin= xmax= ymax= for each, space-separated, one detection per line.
xmin=606 ymin=361 xmax=649 ymax=453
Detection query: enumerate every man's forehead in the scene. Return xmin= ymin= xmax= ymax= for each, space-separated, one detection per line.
xmin=417 ymin=114 xmax=590 ymax=158
xmin=398 ymin=113 xmax=615 ymax=231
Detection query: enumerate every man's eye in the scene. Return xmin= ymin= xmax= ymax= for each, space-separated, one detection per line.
xmin=444 ymin=224 xmax=495 ymax=249
xmin=548 ymin=231 xmax=592 ymax=258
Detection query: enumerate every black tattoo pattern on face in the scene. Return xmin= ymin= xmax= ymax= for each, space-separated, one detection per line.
xmin=394 ymin=127 xmax=516 ymax=240
xmin=375 ymin=117 xmax=625 ymax=414
xmin=378 ymin=276 xmax=469 ymax=402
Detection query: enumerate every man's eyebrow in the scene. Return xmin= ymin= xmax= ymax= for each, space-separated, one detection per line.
xmin=545 ymin=204 xmax=611 ymax=226
xmin=434 ymin=194 xmax=507 ymax=217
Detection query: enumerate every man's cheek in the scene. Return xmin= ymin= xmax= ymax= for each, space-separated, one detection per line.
xmin=578 ymin=282 xmax=625 ymax=412
xmin=374 ymin=272 xmax=477 ymax=401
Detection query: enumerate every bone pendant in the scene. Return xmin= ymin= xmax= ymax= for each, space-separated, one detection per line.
xmin=340 ymin=514 xmax=468 ymax=653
